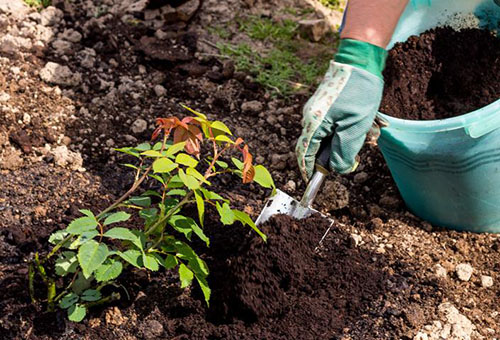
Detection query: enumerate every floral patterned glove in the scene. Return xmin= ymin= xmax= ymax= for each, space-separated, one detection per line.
xmin=296 ymin=39 xmax=387 ymax=180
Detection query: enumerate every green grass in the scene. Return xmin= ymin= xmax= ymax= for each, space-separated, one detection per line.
xmin=319 ymin=0 xmax=341 ymax=10
xmin=23 ymin=0 xmax=51 ymax=8
xmin=212 ymin=15 xmax=337 ymax=97
xmin=207 ymin=25 xmax=232 ymax=39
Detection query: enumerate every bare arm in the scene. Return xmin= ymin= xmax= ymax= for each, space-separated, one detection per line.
xmin=340 ymin=0 xmax=409 ymax=48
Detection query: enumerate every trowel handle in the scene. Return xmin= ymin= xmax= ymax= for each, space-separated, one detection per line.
xmin=315 ymin=136 xmax=332 ymax=173
xmin=299 ymin=137 xmax=332 ymax=208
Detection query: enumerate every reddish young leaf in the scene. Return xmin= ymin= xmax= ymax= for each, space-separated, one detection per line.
xmin=173 ymin=124 xmax=203 ymax=156
xmin=241 ymin=145 xmax=255 ymax=183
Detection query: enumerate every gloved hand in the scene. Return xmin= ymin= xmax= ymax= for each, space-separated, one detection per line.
xmin=296 ymin=39 xmax=387 ymax=180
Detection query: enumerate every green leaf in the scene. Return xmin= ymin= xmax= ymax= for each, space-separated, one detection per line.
xmin=142 ymin=254 xmax=159 ymax=271
xmin=103 ymin=211 xmax=131 ymax=226
xmin=178 ymin=169 xmax=200 ymax=190
xmin=122 ymin=163 xmax=139 ymax=170
xmin=200 ymin=188 xmax=227 ymax=201
xmin=178 ymin=263 xmax=194 ymax=288
xmin=153 ymin=157 xmax=178 ymax=173
xmin=49 ymin=230 xmax=70 ymax=245
xmin=95 ymin=259 xmax=123 ymax=282
xmin=148 ymin=173 xmax=165 ymax=184
xmin=214 ymin=135 xmax=233 ymax=143
xmin=174 ymin=241 xmax=209 ymax=276
xmin=66 ymin=217 xmax=97 ymax=235
xmin=187 ymin=167 xmax=210 ymax=184
xmin=233 ymin=209 xmax=267 ymax=241
xmin=68 ymin=230 xmax=99 ymax=250
xmin=141 ymin=190 xmax=163 ymax=198
xmin=135 ymin=142 xmax=151 ymax=151
xmin=72 ymin=272 xmax=92 ymax=294
xmin=164 ymin=255 xmax=178 ymax=269
xmin=215 ymin=160 xmax=228 ymax=169
xmin=128 ymin=196 xmax=151 ymax=207
xmin=253 ymin=165 xmax=275 ymax=192
xmin=210 ymin=121 xmax=232 ymax=135
xmin=77 ymin=240 xmax=109 ymax=279
xmin=216 ymin=202 xmax=235 ymax=225
xmin=104 ymin=227 xmax=142 ymax=249
xmin=79 ymin=209 xmax=95 ymax=218
xmin=181 ymin=105 xmax=207 ymax=120
xmin=81 ymin=289 xmax=102 ymax=302
xmin=231 ymin=157 xmax=244 ymax=170
xmin=152 ymin=141 xmax=163 ymax=150
xmin=141 ymin=150 xmax=163 ymax=157
xmin=117 ymin=249 xmax=142 ymax=268
xmin=175 ymin=153 xmax=199 ymax=168
xmin=166 ymin=189 xmax=187 ymax=196
xmin=59 ymin=293 xmax=79 ymax=309
xmin=115 ymin=147 xmax=140 ymax=158
xmin=196 ymin=275 xmax=211 ymax=306
xmin=164 ymin=142 xmax=186 ymax=158
xmin=68 ymin=304 xmax=86 ymax=322
xmin=168 ymin=215 xmax=193 ymax=240
xmin=194 ymin=190 xmax=205 ymax=227
xmin=55 ymin=251 xmax=78 ymax=276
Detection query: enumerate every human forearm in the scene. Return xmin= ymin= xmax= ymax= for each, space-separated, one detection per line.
xmin=340 ymin=0 xmax=409 ymax=48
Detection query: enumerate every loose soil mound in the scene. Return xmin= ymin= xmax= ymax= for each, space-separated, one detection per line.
xmin=380 ymin=27 xmax=500 ymax=120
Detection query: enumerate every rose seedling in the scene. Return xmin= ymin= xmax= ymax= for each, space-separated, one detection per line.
xmin=29 ymin=106 xmax=275 ymax=322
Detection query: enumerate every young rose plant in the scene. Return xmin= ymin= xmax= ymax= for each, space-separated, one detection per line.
xmin=29 ymin=106 xmax=275 ymax=322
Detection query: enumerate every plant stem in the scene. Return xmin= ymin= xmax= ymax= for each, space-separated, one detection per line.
xmin=84 ymin=292 xmax=120 ymax=309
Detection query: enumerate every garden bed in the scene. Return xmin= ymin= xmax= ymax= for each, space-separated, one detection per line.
xmin=1 ymin=1 xmax=500 ymax=339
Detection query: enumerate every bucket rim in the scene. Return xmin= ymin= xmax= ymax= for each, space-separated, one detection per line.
xmin=377 ymin=99 xmax=500 ymax=134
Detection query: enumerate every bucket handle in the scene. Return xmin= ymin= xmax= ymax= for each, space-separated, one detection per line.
xmin=464 ymin=112 xmax=500 ymax=138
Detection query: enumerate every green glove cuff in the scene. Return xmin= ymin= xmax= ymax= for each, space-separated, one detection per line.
xmin=334 ymin=39 xmax=388 ymax=79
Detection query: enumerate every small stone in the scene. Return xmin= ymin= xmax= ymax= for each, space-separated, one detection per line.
xmin=131 ymin=119 xmax=148 ymax=134
xmin=142 ymin=320 xmax=164 ymax=339
xmin=481 ymin=275 xmax=493 ymax=288
xmin=28 ymin=12 xmax=42 ymax=23
xmin=176 ymin=0 xmax=200 ymax=21
xmin=23 ymin=113 xmax=31 ymax=124
xmin=353 ymin=171 xmax=368 ymax=184
xmin=455 ymin=263 xmax=473 ymax=282
xmin=0 ymin=34 xmax=32 ymax=54
xmin=1 ymin=149 xmax=23 ymax=170
xmin=105 ymin=139 xmax=115 ymax=147
xmin=33 ymin=206 xmax=47 ymax=218
xmin=51 ymin=145 xmax=83 ymax=171
xmin=370 ymin=217 xmax=384 ymax=229
xmin=434 ymin=264 xmax=447 ymax=278
xmin=379 ymin=195 xmax=399 ymax=208
xmin=413 ymin=332 xmax=428 ymax=340
xmin=270 ymin=154 xmax=288 ymax=170
xmin=144 ymin=8 xmax=160 ymax=21
xmin=138 ymin=65 xmax=147 ymax=74
xmin=62 ymin=136 xmax=72 ymax=146
xmin=153 ymin=84 xmax=166 ymax=97
xmin=124 ymin=134 xmax=137 ymax=143
xmin=350 ymin=234 xmax=362 ymax=247
xmin=0 ymin=92 xmax=11 ymax=102
xmin=51 ymin=39 xmax=73 ymax=55
xmin=0 ymin=0 xmax=30 ymax=18
xmin=241 ymin=100 xmax=263 ymax=115
xmin=78 ymin=48 xmax=96 ymax=69
xmin=60 ymin=29 xmax=82 ymax=43
xmin=40 ymin=6 xmax=64 ymax=26
xmin=298 ymin=19 xmax=328 ymax=42
xmin=283 ymin=180 xmax=296 ymax=192
xmin=105 ymin=306 xmax=127 ymax=326
xmin=155 ymin=29 xmax=168 ymax=40
xmin=40 ymin=62 xmax=81 ymax=86
xmin=222 ymin=60 xmax=235 ymax=78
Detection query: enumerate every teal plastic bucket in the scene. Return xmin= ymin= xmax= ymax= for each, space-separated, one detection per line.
xmin=377 ymin=0 xmax=500 ymax=232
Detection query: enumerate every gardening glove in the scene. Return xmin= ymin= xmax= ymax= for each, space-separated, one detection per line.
xmin=296 ymin=39 xmax=387 ymax=180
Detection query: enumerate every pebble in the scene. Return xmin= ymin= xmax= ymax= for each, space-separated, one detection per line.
xmin=379 ymin=195 xmax=399 ymax=208
xmin=241 ymin=100 xmax=263 ymax=115
xmin=51 ymin=145 xmax=83 ymax=171
xmin=131 ymin=118 xmax=148 ymax=134
xmin=105 ymin=139 xmax=115 ymax=147
xmin=142 ymin=320 xmax=164 ymax=339
xmin=455 ymin=263 xmax=473 ymax=282
xmin=0 ymin=92 xmax=11 ymax=102
xmin=283 ymin=180 xmax=296 ymax=192
xmin=60 ymin=28 xmax=82 ymax=43
xmin=40 ymin=62 xmax=82 ymax=86
xmin=481 ymin=275 xmax=493 ymax=288
xmin=153 ymin=84 xmax=166 ymax=97
xmin=353 ymin=171 xmax=368 ymax=184
xmin=40 ymin=6 xmax=64 ymax=26
xmin=434 ymin=264 xmax=447 ymax=278
xmin=350 ymin=234 xmax=362 ymax=247
xmin=0 ymin=34 xmax=32 ymax=54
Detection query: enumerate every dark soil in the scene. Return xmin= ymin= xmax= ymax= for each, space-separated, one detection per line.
xmin=380 ymin=27 xmax=500 ymax=120
xmin=2 ymin=1 xmax=500 ymax=339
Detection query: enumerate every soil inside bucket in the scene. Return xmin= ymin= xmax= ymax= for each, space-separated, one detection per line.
xmin=380 ymin=27 xmax=500 ymax=120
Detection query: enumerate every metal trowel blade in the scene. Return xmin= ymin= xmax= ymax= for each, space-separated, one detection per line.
xmin=255 ymin=189 xmax=333 ymax=226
